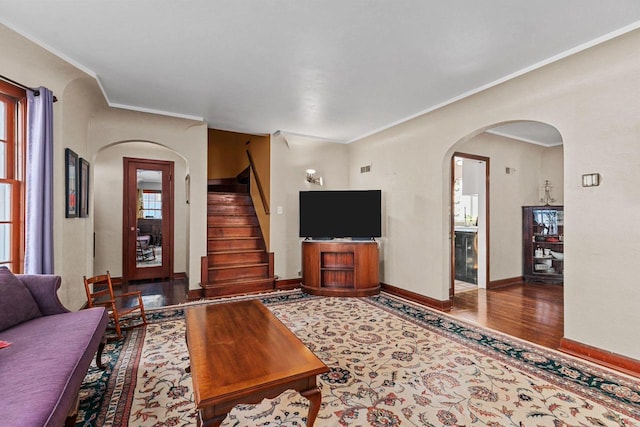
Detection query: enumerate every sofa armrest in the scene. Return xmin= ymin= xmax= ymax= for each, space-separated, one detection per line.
xmin=16 ymin=274 xmax=70 ymax=315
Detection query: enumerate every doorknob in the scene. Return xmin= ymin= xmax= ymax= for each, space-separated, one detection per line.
xmin=130 ymin=227 xmax=136 ymax=232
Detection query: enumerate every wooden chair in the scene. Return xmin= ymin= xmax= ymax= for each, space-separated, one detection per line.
xmin=136 ymin=236 xmax=156 ymax=261
xmin=83 ymin=271 xmax=148 ymax=339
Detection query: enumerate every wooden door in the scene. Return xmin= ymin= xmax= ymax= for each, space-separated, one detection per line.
xmin=123 ymin=157 xmax=174 ymax=281
xmin=450 ymin=153 xmax=489 ymax=298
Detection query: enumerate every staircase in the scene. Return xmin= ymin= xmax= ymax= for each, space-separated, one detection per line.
xmin=200 ymin=179 xmax=275 ymax=298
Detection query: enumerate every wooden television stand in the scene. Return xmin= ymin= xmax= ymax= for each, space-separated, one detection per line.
xmin=301 ymin=240 xmax=380 ymax=297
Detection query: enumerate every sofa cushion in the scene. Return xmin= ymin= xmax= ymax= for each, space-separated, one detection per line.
xmin=0 ymin=307 xmax=108 ymax=427
xmin=0 ymin=267 xmax=42 ymax=332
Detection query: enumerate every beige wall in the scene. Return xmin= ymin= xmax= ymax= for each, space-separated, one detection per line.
xmin=207 ymin=129 xmax=250 ymax=179
xmin=2 ymin=24 xmax=208 ymax=309
xmin=540 ymin=145 xmax=564 ymax=204
xmin=247 ymin=135 xmax=271 ymax=249
xmin=270 ymin=133 xmax=349 ymax=279
xmin=1 ymin=24 xmax=102 ymax=309
xmin=60 ymin=77 xmax=109 ymax=309
xmin=345 ymin=29 xmax=640 ymax=359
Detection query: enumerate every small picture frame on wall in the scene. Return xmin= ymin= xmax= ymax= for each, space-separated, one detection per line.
xmin=79 ymin=158 xmax=90 ymax=218
xmin=65 ymin=148 xmax=78 ymax=218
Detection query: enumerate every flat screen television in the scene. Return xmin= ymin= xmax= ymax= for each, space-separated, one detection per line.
xmin=299 ymin=190 xmax=381 ymax=239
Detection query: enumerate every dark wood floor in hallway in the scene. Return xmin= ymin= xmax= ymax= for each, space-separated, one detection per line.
xmin=117 ymin=277 xmax=190 ymax=309
xmin=117 ymin=279 xmax=563 ymax=350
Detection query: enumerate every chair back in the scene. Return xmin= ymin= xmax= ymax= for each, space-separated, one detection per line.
xmin=82 ymin=271 xmax=146 ymax=339
xmin=83 ymin=271 xmax=116 ymax=308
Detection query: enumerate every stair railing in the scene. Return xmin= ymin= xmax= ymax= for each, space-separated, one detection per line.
xmin=246 ymin=149 xmax=270 ymax=215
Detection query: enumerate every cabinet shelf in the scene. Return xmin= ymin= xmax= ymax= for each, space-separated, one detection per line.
xmin=532 ymin=241 xmax=563 ymax=245
xmin=523 ymin=206 xmax=564 ymax=284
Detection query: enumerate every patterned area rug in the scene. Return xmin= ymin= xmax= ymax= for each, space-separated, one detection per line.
xmin=77 ymin=290 xmax=640 ymax=426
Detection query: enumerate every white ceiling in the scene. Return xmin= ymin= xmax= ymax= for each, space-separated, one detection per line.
xmin=2 ymin=1 xmax=640 ymax=144
xmin=487 ymin=121 xmax=563 ymax=147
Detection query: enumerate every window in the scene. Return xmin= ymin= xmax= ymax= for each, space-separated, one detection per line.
xmin=0 ymin=81 xmax=26 ymax=272
xmin=142 ymin=191 xmax=162 ymax=219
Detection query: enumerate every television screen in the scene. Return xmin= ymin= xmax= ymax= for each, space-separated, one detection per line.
xmin=299 ymin=190 xmax=382 ymax=238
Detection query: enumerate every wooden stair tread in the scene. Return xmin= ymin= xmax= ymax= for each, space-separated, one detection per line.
xmin=201 ymin=276 xmax=275 ymax=287
xmin=208 ymin=224 xmax=259 ymax=227
xmin=207 ymin=194 xmax=251 ymax=200
xmin=208 ymin=218 xmax=258 ymax=224
xmin=208 ymin=262 xmax=269 ymax=270
xmin=209 ymin=249 xmax=264 ymax=255
xmin=208 ymin=236 xmax=262 ymax=241
xmin=207 ymin=211 xmax=254 ymax=214
xmin=207 ymin=190 xmax=249 ymax=194
xmin=208 ymin=236 xmax=262 ymax=239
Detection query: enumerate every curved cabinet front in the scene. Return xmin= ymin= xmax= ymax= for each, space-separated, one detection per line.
xmin=301 ymin=240 xmax=380 ymax=297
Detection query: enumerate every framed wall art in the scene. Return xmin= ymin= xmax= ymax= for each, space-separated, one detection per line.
xmin=65 ymin=148 xmax=78 ymax=218
xmin=79 ymin=157 xmax=90 ymax=218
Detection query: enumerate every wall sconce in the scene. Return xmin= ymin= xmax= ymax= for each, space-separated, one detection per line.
xmin=306 ymin=169 xmax=323 ymax=186
xmin=582 ymin=173 xmax=600 ymax=187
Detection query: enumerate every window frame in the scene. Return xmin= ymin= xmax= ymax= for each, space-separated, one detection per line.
xmin=0 ymin=80 xmax=27 ymax=272
xmin=141 ymin=189 xmax=162 ymax=219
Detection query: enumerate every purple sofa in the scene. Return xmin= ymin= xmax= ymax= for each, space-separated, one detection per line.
xmin=0 ymin=270 xmax=108 ymax=427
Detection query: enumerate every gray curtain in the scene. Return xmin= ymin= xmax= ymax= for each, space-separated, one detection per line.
xmin=24 ymin=87 xmax=54 ymax=274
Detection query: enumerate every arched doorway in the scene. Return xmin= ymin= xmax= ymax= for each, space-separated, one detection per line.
xmin=447 ymin=120 xmax=564 ymax=303
xmin=92 ymin=141 xmax=190 ymax=281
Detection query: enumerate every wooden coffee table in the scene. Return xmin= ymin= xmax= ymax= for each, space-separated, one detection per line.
xmin=185 ymin=299 xmax=329 ymax=426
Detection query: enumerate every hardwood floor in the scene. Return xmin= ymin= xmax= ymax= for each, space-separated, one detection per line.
xmin=450 ymin=282 xmax=564 ymax=349
xmin=114 ymin=279 xmax=563 ymax=350
xmin=113 ymin=277 xmax=190 ymax=309
xmin=454 ymin=279 xmax=477 ymax=294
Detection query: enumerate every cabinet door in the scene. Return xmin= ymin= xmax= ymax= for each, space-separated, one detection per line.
xmin=523 ymin=206 xmax=564 ymax=283
xmin=531 ymin=208 xmax=562 ymax=236
xmin=455 ymin=231 xmax=477 ymax=284
xmin=454 ymin=234 xmax=465 ymax=279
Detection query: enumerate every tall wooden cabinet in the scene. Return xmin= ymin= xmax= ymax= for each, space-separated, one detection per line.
xmin=522 ymin=206 xmax=564 ymax=284
xmin=301 ymin=240 xmax=380 ymax=296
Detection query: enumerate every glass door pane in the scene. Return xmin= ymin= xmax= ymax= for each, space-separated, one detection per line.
xmin=136 ymin=169 xmax=162 ymax=269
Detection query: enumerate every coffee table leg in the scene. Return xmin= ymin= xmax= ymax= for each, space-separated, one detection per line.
xmin=301 ymin=386 xmax=322 ymax=427
xmin=198 ymin=410 xmax=227 ymax=427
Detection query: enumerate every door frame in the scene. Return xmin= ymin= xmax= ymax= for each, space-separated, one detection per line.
xmin=122 ymin=157 xmax=174 ymax=281
xmin=450 ymin=152 xmax=490 ymax=298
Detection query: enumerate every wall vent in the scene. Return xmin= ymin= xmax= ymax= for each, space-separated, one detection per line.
xmin=360 ymin=165 xmax=371 ymax=173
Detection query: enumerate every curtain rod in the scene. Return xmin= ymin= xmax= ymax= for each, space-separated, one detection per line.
xmin=0 ymin=74 xmax=58 ymax=102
